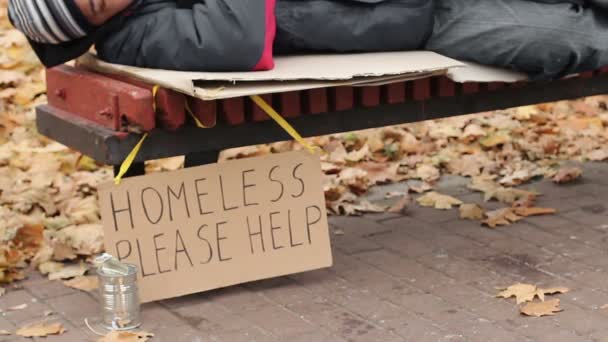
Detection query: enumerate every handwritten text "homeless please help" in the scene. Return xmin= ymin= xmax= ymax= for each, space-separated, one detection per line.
xmin=98 ymin=152 xmax=332 ymax=302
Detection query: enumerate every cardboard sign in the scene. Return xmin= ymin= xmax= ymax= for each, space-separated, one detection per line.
xmin=98 ymin=152 xmax=332 ymax=303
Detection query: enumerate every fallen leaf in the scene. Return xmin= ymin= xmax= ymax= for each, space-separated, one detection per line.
xmin=459 ymin=204 xmax=485 ymax=220
xmin=7 ymin=303 xmax=27 ymax=311
xmin=16 ymin=322 xmax=65 ymax=337
xmin=409 ymin=182 xmax=433 ymax=194
xmin=480 ymin=131 xmax=511 ymax=148
xmin=513 ymin=207 xmax=557 ymax=217
xmin=333 ymin=229 xmax=345 ymax=236
xmin=416 ymin=192 xmax=463 ymax=210
xmin=388 ymin=195 xmax=410 ymax=213
xmin=98 ymin=331 xmax=154 ymax=342
xmin=415 ymin=164 xmax=440 ymax=183
xmin=0 ymin=330 xmax=9 ymax=335
xmin=600 ymin=304 xmax=608 ymax=310
xmin=587 ymin=149 xmax=608 ymax=161
xmin=55 ymin=224 xmax=104 ymax=256
xmin=48 ymin=262 xmax=87 ymax=281
xmin=483 ymin=208 xmax=522 ymax=228
xmin=536 ymin=287 xmax=569 ymax=302
xmin=520 ymin=299 xmax=563 ymax=317
xmin=38 ymin=261 xmax=64 ymax=275
xmin=552 ymin=166 xmax=582 ymax=184
xmin=63 ymin=276 xmax=99 ymax=292
xmin=497 ymin=283 xmax=540 ymax=304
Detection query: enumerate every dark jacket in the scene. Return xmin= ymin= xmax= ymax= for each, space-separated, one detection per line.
xmin=26 ymin=0 xmax=435 ymax=71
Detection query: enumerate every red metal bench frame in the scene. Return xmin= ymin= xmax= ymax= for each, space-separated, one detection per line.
xmin=36 ymin=65 xmax=608 ymax=175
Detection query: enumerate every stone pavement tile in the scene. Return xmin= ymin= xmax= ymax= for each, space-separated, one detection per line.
xmin=45 ymin=292 xmax=97 ymax=328
xmin=245 ymin=277 xmax=323 ymax=308
xmin=22 ymin=278 xmax=75 ymax=301
xmin=355 ymin=249 xmax=454 ymax=287
xmin=141 ymin=303 xmax=203 ymax=342
xmin=415 ymin=253 xmax=496 ymax=283
xmin=332 ymin=256 xmax=420 ymax=295
xmin=1 ymin=290 xmax=52 ymax=325
xmin=590 ymin=329 xmax=608 ymax=342
xmin=208 ymin=286 xmax=275 ymax=312
xmin=462 ymin=300 xmax=521 ymax=323
xmin=239 ymin=305 xmax=316 ymax=338
xmin=329 ymin=290 xmax=404 ymax=324
xmin=30 ymin=318 xmax=94 ymax=342
xmin=442 ymin=316 xmax=531 ymax=342
xmin=332 ymin=234 xmax=384 ymax=255
xmin=337 ymin=325 xmax=404 ymax=342
xmin=379 ymin=312 xmax=445 ymax=342
xmin=535 ymin=255 xmax=596 ymax=280
xmin=160 ymin=291 xmax=217 ymax=310
xmin=209 ymin=326 xmax=276 ymax=342
xmin=329 ymin=217 xmax=391 ymax=237
xmin=552 ymin=303 xmax=607 ymax=336
xmin=525 ymin=213 xmax=579 ymax=230
xmin=569 ymin=182 xmax=608 ymax=198
xmin=284 ymin=330 xmax=347 ymax=342
xmin=403 ymin=206 xmax=461 ymax=224
xmin=0 ymin=317 xmax=16 ymax=342
xmin=166 ymin=299 xmax=250 ymax=333
xmin=565 ymin=288 xmax=608 ymax=311
xmin=528 ymin=329 xmax=588 ymax=342
xmin=561 ymin=209 xmax=608 ymax=227
xmin=438 ymin=219 xmax=507 ymax=245
xmin=289 ymin=269 xmax=354 ymax=298
xmin=499 ymin=315 xmax=565 ymax=340
xmin=427 ymin=283 xmax=504 ymax=320
xmin=365 ymin=228 xmax=436 ymax=258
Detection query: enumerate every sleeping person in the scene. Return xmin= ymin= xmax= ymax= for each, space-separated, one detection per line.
xmin=8 ymin=0 xmax=608 ymax=80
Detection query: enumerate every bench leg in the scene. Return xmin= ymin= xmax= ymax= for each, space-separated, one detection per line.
xmin=113 ymin=162 xmax=146 ymax=178
xmin=184 ymin=150 xmax=220 ymax=167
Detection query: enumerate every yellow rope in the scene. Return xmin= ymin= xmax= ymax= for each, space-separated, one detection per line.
xmin=249 ymin=95 xmax=317 ymax=155
xmin=185 ymin=101 xmax=210 ymax=128
xmin=114 ymin=89 xmax=317 ymax=185
xmin=114 ymin=133 xmax=148 ymax=185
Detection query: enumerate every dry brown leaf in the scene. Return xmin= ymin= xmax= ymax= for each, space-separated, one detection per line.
xmin=600 ymin=304 xmax=608 ymax=310
xmin=48 ymin=262 xmax=87 ymax=281
xmin=98 ymin=330 xmax=154 ymax=342
xmin=552 ymin=166 xmax=582 ymax=184
xmin=459 ymin=204 xmax=485 ymax=220
xmin=415 ymin=164 xmax=440 ymax=183
xmin=587 ymin=149 xmax=608 ymax=161
xmin=416 ymin=192 xmax=463 ymax=210
xmin=520 ymin=299 xmax=563 ymax=317
xmin=0 ymin=330 xmax=9 ymax=335
xmin=7 ymin=303 xmax=27 ymax=311
xmin=63 ymin=276 xmax=99 ymax=292
xmin=536 ymin=287 xmax=570 ymax=302
xmin=56 ymin=224 xmax=104 ymax=256
xmin=409 ymin=182 xmax=433 ymax=194
xmin=483 ymin=208 xmax=522 ymax=228
xmin=16 ymin=322 xmax=65 ymax=337
xmin=38 ymin=261 xmax=64 ymax=275
xmin=480 ymin=131 xmax=511 ymax=148
xmin=513 ymin=207 xmax=557 ymax=217
xmin=497 ymin=283 xmax=540 ymax=304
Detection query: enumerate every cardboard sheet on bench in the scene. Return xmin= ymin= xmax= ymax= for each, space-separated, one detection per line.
xmin=77 ymin=52 xmax=464 ymax=100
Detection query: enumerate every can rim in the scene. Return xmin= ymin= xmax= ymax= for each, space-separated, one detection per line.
xmin=97 ymin=263 xmax=138 ymax=278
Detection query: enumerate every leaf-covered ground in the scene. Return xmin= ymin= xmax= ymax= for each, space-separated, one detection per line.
xmin=1 ymin=0 xmax=608 ymax=296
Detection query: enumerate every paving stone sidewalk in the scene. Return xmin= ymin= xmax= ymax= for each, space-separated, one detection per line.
xmin=3 ymin=162 xmax=608 ymax=341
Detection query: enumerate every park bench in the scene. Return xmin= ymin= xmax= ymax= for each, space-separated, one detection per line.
xmin=36 ymin=61 xmax=608 ymax=176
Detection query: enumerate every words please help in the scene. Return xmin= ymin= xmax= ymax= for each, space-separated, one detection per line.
xmin=98 ymin=151 xmax=332 ymax=302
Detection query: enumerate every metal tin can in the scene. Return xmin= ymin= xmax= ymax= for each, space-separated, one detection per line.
xmin=98 ymin=263 xmax=141 ymax=330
